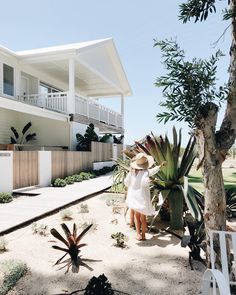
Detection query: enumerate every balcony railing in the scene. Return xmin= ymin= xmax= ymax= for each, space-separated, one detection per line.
xmin=16 ymin=92 xmax=123 ymax=129
xmin=75 ymin=95 xmax=123 ymax=129
xmin=17 ymin=92 xmax=68 ymax=114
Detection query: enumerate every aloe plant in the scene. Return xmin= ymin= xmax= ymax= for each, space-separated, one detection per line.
xmin=50 ymin=223 xmax=93 ymax=273
xmin=135 ymin=127 xmax=201 ymax=229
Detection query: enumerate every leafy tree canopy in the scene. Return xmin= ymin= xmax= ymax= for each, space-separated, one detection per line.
xmin=155 ymin=39 xmax=228 ymax=128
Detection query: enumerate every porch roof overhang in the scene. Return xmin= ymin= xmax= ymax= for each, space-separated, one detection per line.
xmin=0 ymin=96 xmax=69 ymax=122
xmin=17 ymin=38 xmax=132 ymax=98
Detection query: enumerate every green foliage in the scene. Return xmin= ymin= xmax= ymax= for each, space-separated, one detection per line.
xmin=136 ymin=128 xmax=201 ymax=229
xmin=99 ymin=134 xmax=113 ymax=143
xmin=154 ymin=39 xmax=227 ymax=128
xmin=179 ymin=0 xmax=234 ymax=23
xmin=79 ymin=172 xmax=95 ymax=180
xmin=113 ymin=134 xmax=124 ymax=144
xmin=52 ymin=178 xmax=67 ymax=187
xmin=0 ymin=236 xmax=8 ymax=252
xmin=64 ymin=176 xmax=75 ymax=185
xmin=60 ymin=209 xmax=73 ymax=220
xmin=0 ymin=260 xmax=27 ymax=295
xmin=111 ymin=232 xmax=128 ymax=248
xmin=50 ymin=223 xmax=93 ymax=273
xmin=31 ymin=223 xmax=48 ymax=236
xmin=76 ymin=123 xmax=98 ymax=151
xmin=0 ymin=193 xmax=13 ymax=204
xmin=112 ymin=158 xmax=130 ymax=193
xmin=10 ymin=121 xmax=36 ymax=145
xmin=84 ymin=274 xmax=114 ymax=295
xmin=226 ymin=187 xmax=236 ymax=218
xmin=179 ymin=0 xmax=216 ymax=23
xmin=72 ymin=174 xmax=83 ymax=182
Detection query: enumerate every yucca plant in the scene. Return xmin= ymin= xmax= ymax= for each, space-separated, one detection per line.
xmin=50 ymin=223 xmax=93 ymax=273
xmin=136 ymin=127 xmax=201 ymax=229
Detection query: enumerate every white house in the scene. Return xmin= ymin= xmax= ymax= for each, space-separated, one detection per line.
xmin=0 ymin=38 xmax=132 ymax=150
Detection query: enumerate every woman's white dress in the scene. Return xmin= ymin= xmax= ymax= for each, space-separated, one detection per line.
xmin=124 ymin=166 xmax=160 ymax=216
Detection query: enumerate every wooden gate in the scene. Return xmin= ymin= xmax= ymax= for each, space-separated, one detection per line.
xmin=13 ymin=151 xmax=39 ymax=189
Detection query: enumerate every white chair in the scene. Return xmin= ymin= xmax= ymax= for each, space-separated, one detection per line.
xmin=201 ymin=230 xmax=236 ymax=295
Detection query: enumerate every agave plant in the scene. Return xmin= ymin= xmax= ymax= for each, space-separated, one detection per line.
xmin=112 ymin=158 xmax=130 ymax=193
xmin=50 ymin=223 xmax=93 ymax=273
xmin=10 ymin=121 xmax=36 ymax=145
xmin=136 ymin=127 xmax=201 ymax=229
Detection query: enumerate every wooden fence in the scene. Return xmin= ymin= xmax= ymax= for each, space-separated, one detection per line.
xmin=11 ymin=142 xmax=119 ymax=189
xmin=13 ymin=151 xmax=38 ymax=189
xmin=51 ymin=142 xmax=113 ymax=180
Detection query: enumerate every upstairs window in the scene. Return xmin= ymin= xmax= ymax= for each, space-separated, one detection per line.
xmin=3 ymin=64 xmax=14 ymax=96
xmin=39 ymin=82 xmax=61 ymax=94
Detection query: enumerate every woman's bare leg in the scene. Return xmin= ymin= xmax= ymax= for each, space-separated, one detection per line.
xmin=134 ymin=211 xmax=142 ymax=240
xmin=141 ymin=214 xmax=147 ymax=240
xmin=130 ymin=209 xmax=135 ymax=227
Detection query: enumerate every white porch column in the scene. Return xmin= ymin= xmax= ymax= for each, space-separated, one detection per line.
xmin=120 ymin=94 xmax=125 ymax=159
xmin=68 ymin=58 xmax=76 ymax=114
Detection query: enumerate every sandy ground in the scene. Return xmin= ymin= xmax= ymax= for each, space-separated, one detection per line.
xmin=0 ymin=192 xmax=205 ymax=295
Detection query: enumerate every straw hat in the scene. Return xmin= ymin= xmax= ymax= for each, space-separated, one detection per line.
xmin=130 ymin=153 xmax=154 ymax=170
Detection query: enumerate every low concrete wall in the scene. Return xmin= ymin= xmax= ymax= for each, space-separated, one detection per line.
xmin=93 ymin=160 xmax=115 ymax=170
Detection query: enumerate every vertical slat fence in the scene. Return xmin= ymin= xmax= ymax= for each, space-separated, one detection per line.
xmin=13 ymin=151 xmax=38 ymax=189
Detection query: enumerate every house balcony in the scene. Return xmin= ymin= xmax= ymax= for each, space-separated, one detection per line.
xmin=16 ymin=92 xmax=123 ymax=132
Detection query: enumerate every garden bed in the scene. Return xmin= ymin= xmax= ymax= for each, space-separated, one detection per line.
xmin=0 ymin=192 xmax=205 ymax=295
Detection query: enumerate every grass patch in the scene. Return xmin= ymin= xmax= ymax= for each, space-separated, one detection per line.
xmin=0 ymin=260 xmax=27 ymax=295
xmin=189 ymin=167 xmax=236 ymax=192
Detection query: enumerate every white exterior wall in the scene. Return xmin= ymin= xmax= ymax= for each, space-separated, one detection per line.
xmin=0 ymin=108 xmax=70 ymax=147
xmin=0 ymin=151 xmax=13 ymax=192
xmin=38 ymin=151 xmax=51 ymax=186
xmin=71 ymin=121 xmax=99 ymax=150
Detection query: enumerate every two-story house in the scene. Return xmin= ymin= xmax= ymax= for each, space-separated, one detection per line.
xmin=0 ymin=38 xmax=132 ymax=150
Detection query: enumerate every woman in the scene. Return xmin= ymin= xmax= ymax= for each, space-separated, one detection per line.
xmin=124 ymin=153 xmax=166 ymax=240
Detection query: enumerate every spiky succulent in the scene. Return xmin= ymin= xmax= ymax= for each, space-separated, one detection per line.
xmin=50 ymin=223 xmax=93 ymax=273
xmin=84 ymin=274 xmax=114 ymax=295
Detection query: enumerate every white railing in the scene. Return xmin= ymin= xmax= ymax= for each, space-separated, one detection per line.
xmin=75 ymin=95 xmax=123 ymax=129
xmin=17 ymin=92 xmax=68 ymax=114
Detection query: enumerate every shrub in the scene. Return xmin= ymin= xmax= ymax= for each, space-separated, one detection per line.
xmin=64 ymin=176 xmax=75 ymax=185
xmin=52 ymin=178 xmax=67 ymax=187
xmin=31 ymin=223 xmax=48 ymax=236
xmin=0 ymin=193 xmax=13 ymax=204
xmin=111 ymin=232 xmax=128 ymax=248
xmin=60 ymin=209 xmax=73 ymax=220
xmin=79 ymin=172 xmax=91 ymax=180
xmin=0 ymin=259 xmax=27 ymax=295
xmin=79 ymin=203 xmax=89 ymax=213
xmin=0 ymin=236 xmax=8 ymax=252
xmin=72 ymin=174 xmax=83 ymax=182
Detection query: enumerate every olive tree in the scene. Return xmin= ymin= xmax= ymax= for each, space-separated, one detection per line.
xmin=156 ymin=0 xmax=236 ymax=261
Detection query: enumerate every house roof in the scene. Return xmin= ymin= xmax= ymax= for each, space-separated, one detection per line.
xmin=16 ymin=38 xmax=132 ymax=97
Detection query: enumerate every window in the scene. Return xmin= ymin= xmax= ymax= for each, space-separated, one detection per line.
xmin=39 ymin=82 xmax=61 ymax=94
xmin=3 ymin=64 xmax=14 ymax=96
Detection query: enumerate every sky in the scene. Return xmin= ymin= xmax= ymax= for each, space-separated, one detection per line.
xmin=0 ymin=0 xmax=231 ymax=146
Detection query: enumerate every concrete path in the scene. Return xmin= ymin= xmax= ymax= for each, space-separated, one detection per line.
xmin=0 ymin=174 xmax=113 ymax=235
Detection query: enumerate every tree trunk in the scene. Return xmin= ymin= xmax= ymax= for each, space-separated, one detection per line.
xmin=195 ymin=103 xmax=227 ymax=264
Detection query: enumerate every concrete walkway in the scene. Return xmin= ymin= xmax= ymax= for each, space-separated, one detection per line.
xmin=0 ymin=174 xmax=113 ymax=235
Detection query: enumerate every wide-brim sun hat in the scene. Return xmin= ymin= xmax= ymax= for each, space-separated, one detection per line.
xmin=130 ymin=152 xmax=154 ymax=170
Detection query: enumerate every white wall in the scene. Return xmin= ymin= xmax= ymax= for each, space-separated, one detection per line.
xmin=0 ymin=151 xmax=13 ymax=192
xmin=0 ymin=108 xmax=70 ymax=147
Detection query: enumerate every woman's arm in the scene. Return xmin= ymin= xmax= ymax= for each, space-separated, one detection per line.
xmin=148 ymin=161 xmax=166 ymax=177
xmin=124 ymin=172 xmax=131 ymax=187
